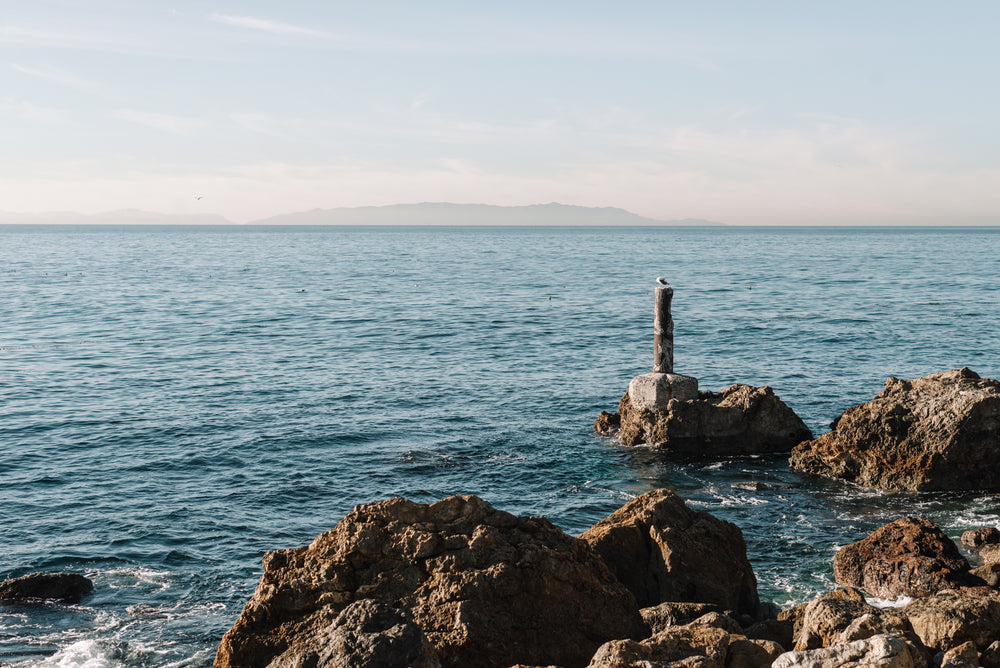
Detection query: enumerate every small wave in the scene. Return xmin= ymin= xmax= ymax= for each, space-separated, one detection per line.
xmin=11 ymin=639 xmax=122 ymax=668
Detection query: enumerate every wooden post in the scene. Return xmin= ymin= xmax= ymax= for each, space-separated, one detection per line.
xmin=654 ymin=286 xmax=673 ymax=373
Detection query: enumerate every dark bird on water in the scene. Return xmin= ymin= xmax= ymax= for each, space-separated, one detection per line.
xmin=656 ymin=276 xmax=669 ymax=286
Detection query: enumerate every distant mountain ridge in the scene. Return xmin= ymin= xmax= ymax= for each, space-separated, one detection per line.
xmin=0 ymin=204 xmax=723 ymax=226
xmin=248 ymin=202 xmax=723 ymax=226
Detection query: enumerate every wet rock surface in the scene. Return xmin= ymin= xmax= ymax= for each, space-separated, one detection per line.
xmin=580 ymin=489 xmax=759 ymax=616
xmin=790 ymin=368 xmax=1000 ymax=491
xmin=834 ymin=517 xmax=973 ymax=598
xmin=0 ymin=572 xmax=93 ymax=603
xmin=596 ymin=383 xmax=812 ymax=455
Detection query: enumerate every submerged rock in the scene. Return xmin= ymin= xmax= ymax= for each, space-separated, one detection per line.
xmin=790 ymin=368 xmax=1000 ymax=491
xmin=0 ymin=572 xmax=93 ymax=603
xmin=597 ymin=383 xmax=812 ymax=454
xmin=834 ymin=517 xmax=972 ymax=598
xmin=580 ymin=489 xmax=760 ymax=617
xmin=214 ymin=494 xmax=642 ymax=668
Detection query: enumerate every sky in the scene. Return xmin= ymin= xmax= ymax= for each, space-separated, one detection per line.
xmin=2 ymin=1 xmax=1000 ymax=225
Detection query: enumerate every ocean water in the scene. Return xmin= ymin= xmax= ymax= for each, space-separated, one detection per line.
xmin=2 ymin=224 xmax=999 ymax=666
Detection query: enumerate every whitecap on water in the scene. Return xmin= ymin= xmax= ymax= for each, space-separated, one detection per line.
xmin=12 ymin=639 xmax=121 ymax=668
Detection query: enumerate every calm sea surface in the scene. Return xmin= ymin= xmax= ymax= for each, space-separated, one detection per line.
xmin=2 ymin=225 xmax=999 ymax=666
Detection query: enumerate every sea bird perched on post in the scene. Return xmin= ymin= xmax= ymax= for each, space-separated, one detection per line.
xmin=656 ymin=276 xmax=669 ymax=286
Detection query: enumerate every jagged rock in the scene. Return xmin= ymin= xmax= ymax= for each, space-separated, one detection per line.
xmin=772 ymin=634 xmax=926 ymax=668
xmin=833 ymin=517 xmax=972 ymax=598
xmin=603 ymin=384 xmax=812 ymax=453
xmin=0 ymin=572 xmax=93 ymax=603
xmin=901 ymin=590 xmax=1000 ymax=653
xmin=940 ymin=641 xmax=980 ymax=668
xmin=792 ymin=590 xmax=918 ymax=652
xmin=790 ymin=369 xmax=1000 ymax=491
xmin=979 ymin=546 xmax=1000 ymax=566
xmin=962 ymin=528 xmax=1000 ymax=548
xmin=640 ymin=602 xmax=726 ymax=634
xmin=972 ymin=564 xmax=1000 ymax=587
xmin=981 ymin=640 xmax=1000 ymax=668
xmin=594 ymin=411 xmax=621 ymax=436
xmin=744 ymin=618 xmax=794 ymax=652
xmin=587 ymin=614 xmax=772 ymax=668
xmin=267 ymin=599 xmax=440 ymax=668
xmin=214 ymin=495 xmax=642 ymax=668
xmin=580 ymin=489 xmax=759 ymax=616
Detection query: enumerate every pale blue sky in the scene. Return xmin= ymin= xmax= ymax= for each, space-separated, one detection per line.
xmin=3 ymin=1 xmax=999 ymax=223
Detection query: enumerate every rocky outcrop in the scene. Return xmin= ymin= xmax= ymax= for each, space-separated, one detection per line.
xmin=790 ymin=368 xmax=1000 ymax=491
xmin=772 ymin=634 xmax=927 ymax=668
xmin=214 ymin=494 xmax=642 ymax=668
xmin=962 ymin=528 xmax=1000 ymax=549
xmin=580 ymin=489 xmax=760 ymax=617
xmin=596 ymin=384 xmax=812 ymax=454
xmin=834 ymin=517 xmax=973 ymax=598
xmin=902 ymin=590 xmax=1000 ymax=653
xmin=0 ymin=572 xmax=93 ymax=603
xmin=588 ymin=612 xmax=782 ymax=668
xmin=267 ymin=599 xmax=440 ymax=668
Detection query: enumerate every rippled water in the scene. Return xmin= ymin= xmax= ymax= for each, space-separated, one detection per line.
xmin=2 ymin=224 xmax=999 ymax=665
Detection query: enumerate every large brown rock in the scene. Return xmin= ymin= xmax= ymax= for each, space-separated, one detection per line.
xmin=790 ymin=368 xmax=1000 ymax=491
xmin=599 ymin=384 xmax=812 ymax=454
xmin=214 ymin=495 xmax=642 ymax=668
xmin=834 ymin=517 xmax=971 ymax=598
xmin=580 ymin=489 xmax=759 ymax=617
xmin=901 ymin=590 xmax=1000 ymax=653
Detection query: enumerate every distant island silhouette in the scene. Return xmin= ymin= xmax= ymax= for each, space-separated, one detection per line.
xmin=0 ymin=203 xmax=724 ymax=227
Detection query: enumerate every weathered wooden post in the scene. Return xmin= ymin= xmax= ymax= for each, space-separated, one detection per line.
xmin=653 ymin=285 xmax=673 ymax=373
xmin=627 ymin=279 xmax=698 ymax=410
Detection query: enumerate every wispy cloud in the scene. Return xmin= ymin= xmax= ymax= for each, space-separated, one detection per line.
xmin=115 ymin=109 xmax=204 ymax=135
xmin=0 ymin=98 xmax=67 ymax=124
xmin=12 ymin=63 xmax=109 ymax=95
xmin=210 ymin=13 xmax=335 ymax=39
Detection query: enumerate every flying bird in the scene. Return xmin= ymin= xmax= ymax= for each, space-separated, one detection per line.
xmin=656 ymin=276 xmax=669 ymax=286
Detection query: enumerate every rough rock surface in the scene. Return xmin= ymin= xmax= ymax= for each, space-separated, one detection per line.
xmin=962 ymin=528 xmax=1000 ymax=548
xmin=772 ymin=634 xmax=926 ymax=668
xmin=790 ymin=368 xmax=1000 ymax=491
xmin=0 ymin=572 xmax=93 ymax=603
xmin=214 ymin=495 xmax=642 ymax=668
xmin=792 ymin=590 xmax=915 ymax=651
xmin=580 ymin=489 xmax=759 ymax=616
xmin=901 ymin=590 xmax=1000 ymax=653
xmin=267 ymin=599 xmax=440 ymax=668
xmin=596 ymin=384 xmax=812 ymax=454
xmin=587 ymin=613 xmax=780 ymax=668
xmin=834 ymin=517 xmax=972 ymax=598
xmin=640 ymin=602 xmax=726 ymax=634
xmin=940 ymin=641 xmax=979 ymax=668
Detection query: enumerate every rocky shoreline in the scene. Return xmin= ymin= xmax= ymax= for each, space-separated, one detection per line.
xmin=205 ymin=490 xmax=1000 ymax=667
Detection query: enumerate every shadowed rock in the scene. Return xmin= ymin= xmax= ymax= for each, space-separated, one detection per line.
xmin=598 ymin=384 xmax=811 ymax=454
xmin=790 ymin=368 xmax=1000 ymax=491
xmin=580 ymin=489 xmax=759 ymax=617
xmin=214 ymin=494 xmax=642 ymax=668
xmin=0 ymin=572 xmax=93 ymax=604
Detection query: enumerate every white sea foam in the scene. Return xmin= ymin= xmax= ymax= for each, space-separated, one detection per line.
xmin=866 ymin=595 xmax=915 ymax=609
xmin=20 ymin=640 xmax=117 ymax=668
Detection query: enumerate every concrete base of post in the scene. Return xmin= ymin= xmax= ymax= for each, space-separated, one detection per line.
xmin=628 ymin=373 xmax=699 ymax=411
